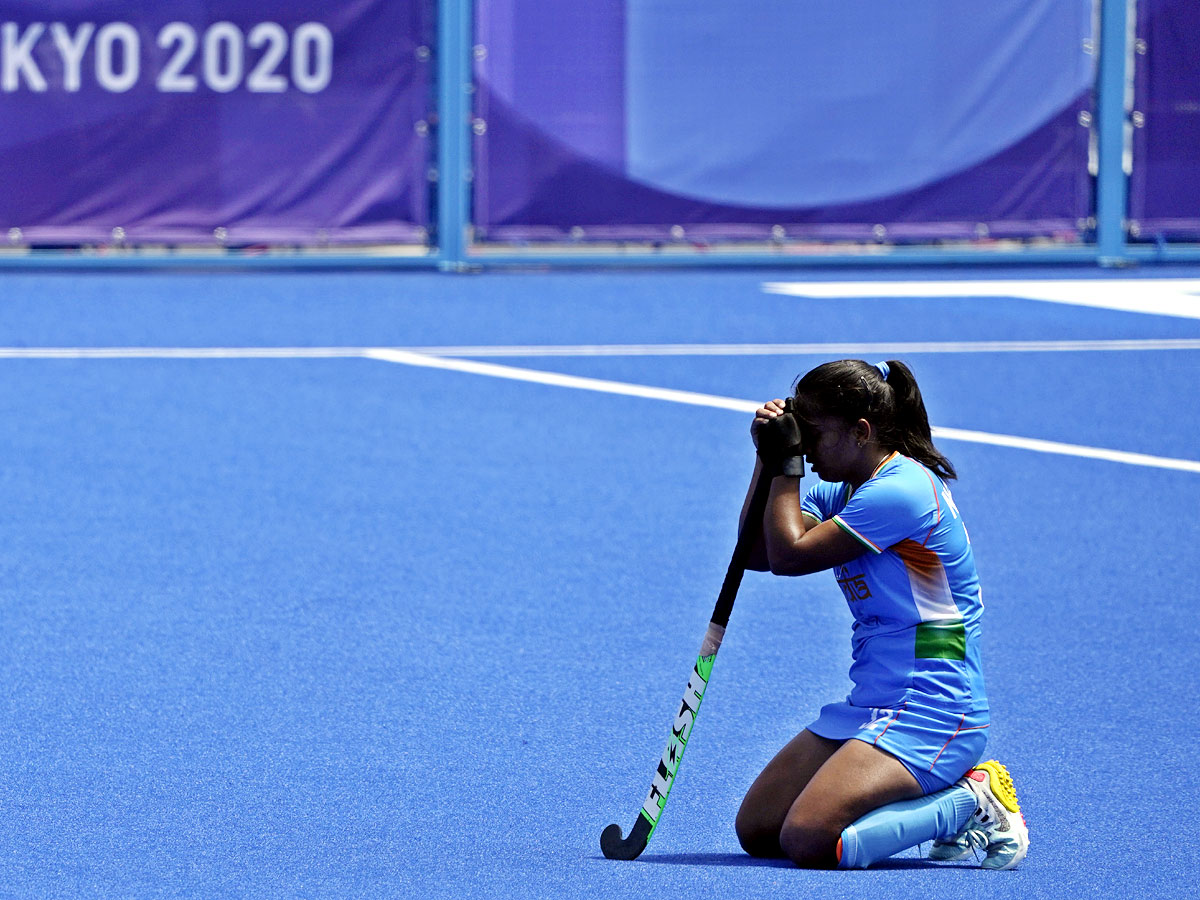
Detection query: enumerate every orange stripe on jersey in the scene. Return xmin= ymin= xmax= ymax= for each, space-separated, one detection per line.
xmin=928 ymin=720 xmax=990 ymax=770
xmin=894 ymin=539 xmax=942 ymax=578
xmin=928 ymin=714 xmax=966 ymax=767
xmin=871 ymin=451 xmax=899 ymax=480
xmin=872 ymin=702 xmax=907 ymax=744
xmin=894 ymin=539 xmax=959 ymax=621
xmin=918 ymin=464 xmax=942 ymax=547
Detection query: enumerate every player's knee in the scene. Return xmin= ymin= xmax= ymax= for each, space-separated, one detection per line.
xmin=778 ymin=819 xmax=839 ymax=869
xmin=736 ymin=825 xmax=782 ymax=859
xmin=735 ymin=808 xmax=783 ymax=858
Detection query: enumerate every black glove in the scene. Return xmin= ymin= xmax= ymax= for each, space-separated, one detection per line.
xmin=756 ymin=399 xmax=805 ymax=478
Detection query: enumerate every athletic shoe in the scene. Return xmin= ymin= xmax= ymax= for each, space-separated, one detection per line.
xmin=945 ymin=760 xmax=1030 ymax=870
xmin=928 ymin=828 xmax=985 ymax=862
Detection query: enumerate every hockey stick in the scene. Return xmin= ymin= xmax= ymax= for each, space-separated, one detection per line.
xmin=599 ymin=462 xmax=776 ymax=860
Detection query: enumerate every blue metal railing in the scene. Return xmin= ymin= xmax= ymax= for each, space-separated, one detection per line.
xmin=1095 ymin=0 xmax=1134 ymax=265
xmin=436 ymin=0 xmax=472 ymax=271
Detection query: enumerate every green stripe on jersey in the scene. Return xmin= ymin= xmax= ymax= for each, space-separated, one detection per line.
xmin=832 ymin=516 xmax=881 ymax=553
xmin=915 ymin=622 xmax=966 ymax=659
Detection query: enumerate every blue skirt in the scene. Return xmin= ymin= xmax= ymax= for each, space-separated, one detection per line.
xmin=807 ymin=699 xmax=989 ymax=794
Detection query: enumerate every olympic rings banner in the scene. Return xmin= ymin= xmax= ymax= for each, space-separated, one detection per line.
xmin=0 ymin=1 xmax=433 ymax=247
xmin=474 ymin=0 xmax=1096 ymax=245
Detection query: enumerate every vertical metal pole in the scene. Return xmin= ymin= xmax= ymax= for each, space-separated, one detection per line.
xmin=437 ymin=0 xmax=471 ymax=270
xmin=1095 ymin=0 xmax=1133 ymax=266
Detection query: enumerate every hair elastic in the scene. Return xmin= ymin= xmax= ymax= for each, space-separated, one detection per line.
xmin=874 ymin=361 xmax=890 ymax=381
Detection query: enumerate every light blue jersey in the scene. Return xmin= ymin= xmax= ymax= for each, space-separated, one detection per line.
xmin=801 ymin=453 xmax=988 ymax=715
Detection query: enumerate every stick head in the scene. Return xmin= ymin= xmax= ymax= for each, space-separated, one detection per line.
xmin=600 ymin=819 xmax=650 ymax=860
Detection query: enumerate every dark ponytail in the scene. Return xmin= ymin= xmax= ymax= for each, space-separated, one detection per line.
xmin=880 ymin=360 xmax=956 ymax=480
xmin=791 ymin=358 xmax=957 ymax=481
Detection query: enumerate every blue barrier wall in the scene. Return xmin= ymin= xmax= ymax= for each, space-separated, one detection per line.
xmin=0 ymin=1 xmax=435 ymax=248
xmin=0 ymin=0 xmax=1195 ymax=269
xmin=474 ymin=0 xmax=1094 ymax=244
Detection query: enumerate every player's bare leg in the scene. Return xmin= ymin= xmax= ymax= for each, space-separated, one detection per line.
xmin=778 ymin=738 xmax=923 ymax=868
xmin=735 ymin=730 xmax=841 ymax=858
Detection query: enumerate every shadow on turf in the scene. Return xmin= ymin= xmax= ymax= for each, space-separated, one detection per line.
xmin=595 ymin=852 xmax=963 ymax=871
xmin=593 ymin=853 xmax=792 ymax=868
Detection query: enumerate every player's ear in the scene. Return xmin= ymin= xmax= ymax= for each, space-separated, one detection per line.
xmin=853 ymin=418 xmax=873 ymax=447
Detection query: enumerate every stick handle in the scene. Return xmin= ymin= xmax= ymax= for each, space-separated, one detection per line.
xmin=600 ymin=465 xmax=774 ymax=860
xmin=711 ymin=466 xmax=773 ymax=628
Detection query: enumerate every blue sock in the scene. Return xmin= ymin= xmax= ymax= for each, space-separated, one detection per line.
xmin=837 ymin=785 xmax=976 ymax=869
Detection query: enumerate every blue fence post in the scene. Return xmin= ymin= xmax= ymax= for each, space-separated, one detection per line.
xmin=1095 ymin=0 xmax=1133 ymax=266
xmin=437 ymin=0 xmax=472 ymax=270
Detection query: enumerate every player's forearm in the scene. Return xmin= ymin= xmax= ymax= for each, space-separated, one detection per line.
xmin=763 ymin=475 xmax=813 ymax=575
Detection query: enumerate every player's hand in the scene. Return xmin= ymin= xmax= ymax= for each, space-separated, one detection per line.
xmin=754 ymin=399 xmax=805 ymax=478
xmin=750 ymin=399 xmax=789 ymax=449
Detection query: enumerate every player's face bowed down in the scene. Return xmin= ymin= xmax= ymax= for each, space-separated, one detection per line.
xmin=801 ymin=415 xmax=872 ymax=484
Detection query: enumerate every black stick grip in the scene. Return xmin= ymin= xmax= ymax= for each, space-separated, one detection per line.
xmin=711 ymin=465 xmax=773 ymax=629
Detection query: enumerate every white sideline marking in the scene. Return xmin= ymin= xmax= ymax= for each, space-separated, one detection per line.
xmin=2 ymin=345 xmax=1197 ymax=473
xmin=4 ymin=338 xmax=1200 ymax=361
xmin=0 ymin=347 xmax=365 ymax=359
xmin=929 ymin=427 xmax=1200 ymax=474
xmin=762 ymin=278 xmax=1200 ymax=319
xmin=402 ymin=338 xmax=1200 ymax=357
xmin=367 ymin=349 xmax=1200 ymax=474
xmin=362 ymin=348 xmax=756 ymax=412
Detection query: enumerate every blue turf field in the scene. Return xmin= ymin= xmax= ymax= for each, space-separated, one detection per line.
xmin=1 ymin=269 xmax=1198 ymax=898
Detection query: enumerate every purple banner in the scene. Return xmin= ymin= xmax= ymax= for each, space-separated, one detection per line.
xmin=0 ymin=1 xmax=433 ymax=247
xmin=1130 ymin=0 xmax=1200 ymax=240
xmin=474 ymin=1 xmax=1095 ymax=245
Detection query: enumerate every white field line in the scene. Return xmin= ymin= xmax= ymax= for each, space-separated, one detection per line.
xmin=362 ymin=348 xmax=756 ymax=411
xmin=2 ymin=345 xmax=1197 ymax=473
xmin=762 ymin=278 xmax=1200 ymax=319
xmin=929 ymin=427 xmax=1200 ymax=474
xmin=366 ymin=348 xmax=1200 ymax=474
xmin=0 ymin=347 xmax=365 ymax=359
xmin=5 ymin=338 xmax=1200 ymax=360
xmin=401 ymin=338 xmax=1200 ymax=356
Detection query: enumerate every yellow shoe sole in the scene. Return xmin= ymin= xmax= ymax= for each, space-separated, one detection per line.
xmin=974 ymin=759 xmax=1022 ymax=815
